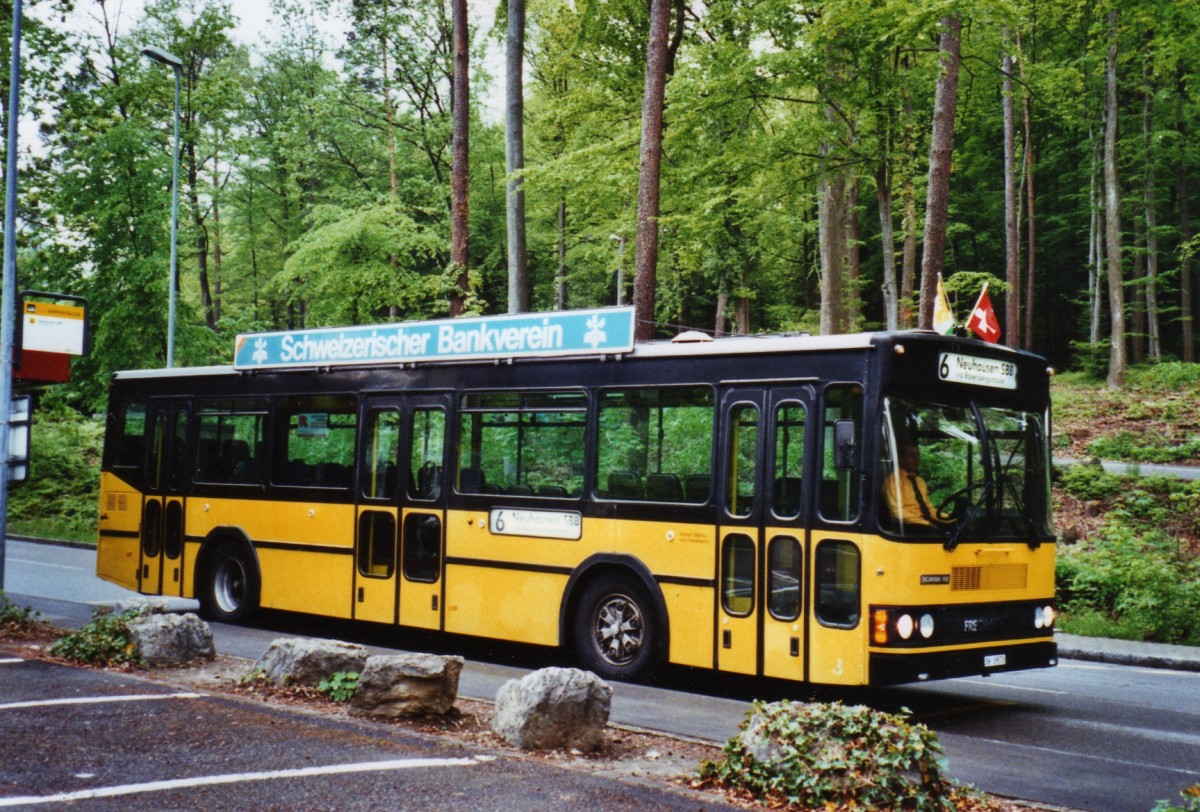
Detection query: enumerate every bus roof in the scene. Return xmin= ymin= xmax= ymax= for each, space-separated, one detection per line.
xmin=110 ymin=329 xmax=1029 ymax=381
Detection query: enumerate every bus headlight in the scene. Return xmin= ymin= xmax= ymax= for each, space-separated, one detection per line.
xmin=896 ymin=613 xmax=915 ymax=640
xmin=919 ymin=613 xmax=935 ymax=639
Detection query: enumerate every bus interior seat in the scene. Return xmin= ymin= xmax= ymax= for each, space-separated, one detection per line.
xmin=314 ymin=462 xmax=347 ymax=488
xmin=536 ymin=485 xmax=568 ymax=498
xmin=507 ymin=484 xmax=533 ymax=496
xmin=645 ymin=472 xmax=684 ymax=502
xmin=413 ymin=462 xmax=441 ymax=499
xmin=607 ymin=470 xmax=643 ymax=500
xmin=459 ymin=466 xmax=486 ymax=493
xmin=280 ymin=459 xmax=312 ymax=486
xmin=684 ymin=474 xmax=711 ymax=503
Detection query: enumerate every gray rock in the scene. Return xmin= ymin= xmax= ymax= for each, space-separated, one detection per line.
xmin=491 ymin=667 xmax=612 ymax=751
xmin=252 ymin=638 xmax=369 ymax=687
xmin=104 ymin=598 xmax=170 ymax=617
xmin=127 ymin=613 xmax=215 ymax=667
xmin=349 ymin=653 xmax=463 ymax=718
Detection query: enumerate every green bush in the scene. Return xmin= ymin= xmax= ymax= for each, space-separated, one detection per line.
xmin=0 ymin=591 xmax=40 ymax=625
xmin=1068 ymin=340 xmax=1110 ymax=380
xmin=317 ymin=671 xmax=359 ymax=702
xmin=1154 ymin=783 xmax=1200 ymax=812
xmin=1056 ymin=526 xmax=1200 ymax=646
xmin=1128 ymin=362 xmax=1200 ymax=392
xmin=7 ymin=403 xmax=102 ymax=543
xmin=699 ymin=700 xmax=952 ymax=811
xmin=50 ymin=608 xmax=144 ymax=666
xmin=1057 ymin=464 xmax=1124 ymax=501
xmin=1087 ymin=430 xmax=1200 ymax=464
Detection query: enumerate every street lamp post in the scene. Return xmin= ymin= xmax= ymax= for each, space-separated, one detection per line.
xmin=142 ymin=45 xmax=183 ymax=369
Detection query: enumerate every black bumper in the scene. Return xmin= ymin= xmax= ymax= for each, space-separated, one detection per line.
xmin=869 ymin=641 xmax=1057 ymax=685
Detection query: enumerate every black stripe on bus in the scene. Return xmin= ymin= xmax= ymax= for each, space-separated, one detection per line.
xmin=98 ymin=529 xmax=140 ymax=540
xmin=252 ymin=540 xmax=354 ymax=556
xmin=445 ymin=556 xmax=573 ymax=577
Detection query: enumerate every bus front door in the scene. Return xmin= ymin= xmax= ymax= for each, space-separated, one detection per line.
xmin=355 ymin=405 xmax=401 ymax=624
xmin=140 ymin=401 xmax=189 ymax=597
xmin=717 ymin=386 xmax=813 ymax=679
xmin=397 ymin=396 xmax=449 ymax=631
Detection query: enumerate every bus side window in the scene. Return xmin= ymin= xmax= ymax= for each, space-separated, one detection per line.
xmin=595 ymin=386 xmax=714 ymax=504
xmin=815 ymin=540 xmax=860 ymax=628
xmin=772 ymin=403 xmax=806 ymax=520
xmin=363 ymin=409 xmax=401 ymax=500
xmin=110 ymin=401 xmax=147 ymax=472
xmin=194 ymin=399 xmax=267 ymax=486
xmin=820 ymin=384 xmax=863 ymax=522
xmin=407 ymin=408 xmax=445 ymax=501
xmin=275 ymin=395 xmax=357 ymax=488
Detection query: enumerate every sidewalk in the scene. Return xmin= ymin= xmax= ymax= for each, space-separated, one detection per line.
xmin=1055 ymin=632 xmax=1200 ymax=673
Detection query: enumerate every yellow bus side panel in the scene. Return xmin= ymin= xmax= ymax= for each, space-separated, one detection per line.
xmin=257 ymin=546 xmax=353 ymax=618
xmin=96 ymin=472 xmax=142 ymax=591
xmin=661 ymin=584 xmax=714 ymax=668
xmin=444 ymin=564 xmax=566 ymax=645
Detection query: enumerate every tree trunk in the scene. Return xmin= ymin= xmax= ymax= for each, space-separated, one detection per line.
xmin=1131 ymin=217 xmax=1145 ymax=364
xmin=1143 ymin=73 xmax=1161 ymax=361
xmin=918 ymin=16 xmax=962 ymax=329
xmin=846 ymin=179 xmax=861 ymax=330
xmin=1003 ymin=49 xmax=1019 ymax=347
xmin=211 ymin=147 xmax=223 ymax=325
xmin=449 ymin=0 xmax=470 ymax=316
xmin=817 ymin=142 xmax=846 ymax=335
xmin=899 ymin=56 xmax=918 ymax=328
xmin=632 ymin=0 xmax=671 ymax=341
xmin=877 ymin=163 xmax=898 ymax=331
xmin=1104 ymin=9 xmax=1126 ymax=389
xmin=556 ymin=196 xmax=567 ymax=310
xmin=187 ymin=140 xmax=216 ymax=331
xmin=1017 ymin=31 xmax=1037 ymax=351
xmin=506 ymin=0 xmax=528 ymax=313
xmin=1181 ymin=162 xmax=1195 ymax=363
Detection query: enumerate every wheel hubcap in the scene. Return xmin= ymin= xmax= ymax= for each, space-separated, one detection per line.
xmin=214 ymin=558 xmax=246 ymax=614
xmin=593 ymin=594 xmax=644 ymax=666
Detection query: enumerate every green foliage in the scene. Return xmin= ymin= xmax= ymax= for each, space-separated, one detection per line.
xmin=1057 ymin=464 xmax=1125 ymax=501
xmin=1068 ymin=341 xmax=1111 ymax=380
xmin=1086 ymin=431 xmax=1200 ymax=464
xmin=0 ymin=592 xmax=41 ymax=626
xmin=1056 ymin=525 xmax=1200 ymax=646
xmin=699 ymin=700 xmax=952 ymax=811
xmin=1127 ymin=363 xmax=1200 ymax=392
xmin=6 ymin=405 xmax=103 ymax=543
xmin=50 ymin=608 xmax=146 ymax=666
xmin=1156 ymin=784 xmax=1200 ymax=812
xmin=317 ymin=671 xmax=359 ymax=702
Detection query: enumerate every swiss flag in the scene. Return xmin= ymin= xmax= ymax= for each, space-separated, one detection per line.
xmin=966 ymin=286 xmax=1001 ymax=343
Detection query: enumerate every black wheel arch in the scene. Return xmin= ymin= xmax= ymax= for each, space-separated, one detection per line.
xmin=560 ymin=553 xmax=670 ymax=659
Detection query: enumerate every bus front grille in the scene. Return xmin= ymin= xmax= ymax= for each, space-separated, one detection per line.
xmin=951 ymin=564 xmax=1027 ymax=591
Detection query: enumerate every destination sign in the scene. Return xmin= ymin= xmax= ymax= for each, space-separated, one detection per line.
xmin=937 ymin=352 xmax=1018 ymax=390
xmin=489 ymin=508 xmax=582 ymax=541
xmin=234 ymin=307 xmax=635 ymax=370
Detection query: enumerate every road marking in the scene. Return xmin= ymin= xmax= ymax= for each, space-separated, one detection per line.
xmin=0 ymin=658 xmax=24 ymax=665
xmin=0 ymin=692 xmax=204 ymax=711
xmin=969 ymin=736 xmax=1200 ymax=779
xmin=8 ymin=557 xmax=82 ymax=572
xmin=0 ymin=757 xmax=487 ymax=806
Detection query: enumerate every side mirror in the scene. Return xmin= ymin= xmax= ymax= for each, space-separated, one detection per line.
xmin=834 ymin=419 xmax=858 ymax=471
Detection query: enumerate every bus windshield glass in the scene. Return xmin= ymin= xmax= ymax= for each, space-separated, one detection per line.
xmin=879 ymin=396 xmax=1051 ymax=542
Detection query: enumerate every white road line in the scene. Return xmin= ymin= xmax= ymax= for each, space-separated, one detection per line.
xmin=8 ymin=557 xmax=82 ymax=571
xmin=0 ymin=692 xmax=204 ymax=711
xmin=0 ymin=757 xmax=486 ymax=807
xmin=968 ymin=736 xmax=1200 ymax=779
xmin=0 ymin=658 xmax=24 ymax=665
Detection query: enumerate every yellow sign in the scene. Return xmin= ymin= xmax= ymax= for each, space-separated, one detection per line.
xmin=23 ymin=301 xmax=86 ymax=355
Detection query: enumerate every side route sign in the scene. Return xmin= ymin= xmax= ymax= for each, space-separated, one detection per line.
xmin=234 ymin=306 xmax=636 ymax=370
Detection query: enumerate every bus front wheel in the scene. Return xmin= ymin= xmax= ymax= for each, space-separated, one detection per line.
xmin=199 ymin=543 xmax=260 ymax=623
xmin=573 ymin=575 xmax=662 ymax=681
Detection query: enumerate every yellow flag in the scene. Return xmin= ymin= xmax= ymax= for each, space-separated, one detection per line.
xmin=933 ymin=274 xmax=955 ymax=335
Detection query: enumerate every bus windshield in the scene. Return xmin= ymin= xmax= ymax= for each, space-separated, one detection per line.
xmin=879 ymin=396 xmax=1052 ymax=544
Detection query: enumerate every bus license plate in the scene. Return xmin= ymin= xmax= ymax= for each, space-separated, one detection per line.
xmin=984 ymin=654 xmax=1006 ymax=668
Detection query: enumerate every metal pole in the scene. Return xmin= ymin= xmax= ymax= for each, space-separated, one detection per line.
xmin=0 ymin=0 xmax=23 ymax=590
xmin=167 ymin=64 xmax=180 ymax=368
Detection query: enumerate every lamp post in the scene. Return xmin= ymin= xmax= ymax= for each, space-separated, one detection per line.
xmin=142 ymin=45 xmax=183 ymax=368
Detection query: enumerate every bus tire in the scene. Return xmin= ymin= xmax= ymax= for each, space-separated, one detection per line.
xmin=198 ymin=542 xmax=260 ymax=623
xmin=573 ymin=575 xmax=662 ymax=681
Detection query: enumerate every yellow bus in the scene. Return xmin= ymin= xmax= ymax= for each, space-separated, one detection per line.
xmin=96 ymin=307 xmax=1057 ymax=685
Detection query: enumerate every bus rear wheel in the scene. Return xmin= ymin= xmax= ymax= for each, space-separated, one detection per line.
xmin=199 ymin=543 xmax=260 ymax=623
xmin=573 ymin=575 xmax=662 ymax=681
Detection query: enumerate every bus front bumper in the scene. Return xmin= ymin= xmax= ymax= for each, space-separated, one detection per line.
xmin=869 ymin=641 xmax=1057 ymax=685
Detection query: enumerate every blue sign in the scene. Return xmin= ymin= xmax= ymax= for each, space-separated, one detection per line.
xmin=234 ymin=307 xmax=636 ymax=370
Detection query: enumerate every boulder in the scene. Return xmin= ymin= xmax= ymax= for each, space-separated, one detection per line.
xmin=127 ymin=612 xmax=215 ymax=667
xmin=104 ymin=597 xmax=170 ymax=617
xmin=491 ymin=667 xmax=612 ymax=751
xmin=349 ymin=653 xmax=463 ymax=718
xmin=253 ymin=638 xmax=368 ymax=687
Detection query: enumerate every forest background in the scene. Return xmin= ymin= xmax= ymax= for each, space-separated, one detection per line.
xmin=4 ymin=0 xmax=1200 ymax=411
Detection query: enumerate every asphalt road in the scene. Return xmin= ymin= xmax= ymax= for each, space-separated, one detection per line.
xmin=6 ymin=539 xmax=1200 ymax=811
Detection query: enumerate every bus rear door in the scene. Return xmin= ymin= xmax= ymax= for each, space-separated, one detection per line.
xmin=397 ymin=395 xmax=449 ymax=631
xmin=140 ymin=400 xmax=189 ymax=597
